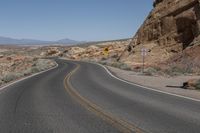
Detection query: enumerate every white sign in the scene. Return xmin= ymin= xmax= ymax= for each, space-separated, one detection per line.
xmin=141 ymin=48 xmax=147 ymax=56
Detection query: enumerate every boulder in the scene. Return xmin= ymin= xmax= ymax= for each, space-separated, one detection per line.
xmin=183 ymin=79 xmax=200 ymax=89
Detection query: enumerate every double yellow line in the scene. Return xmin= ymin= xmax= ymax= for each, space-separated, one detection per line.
xmin=63 ymin=63 xmax=146 ymax=133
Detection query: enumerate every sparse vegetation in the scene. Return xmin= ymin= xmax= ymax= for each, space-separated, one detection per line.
xmin=119 ymin=63 xmax=131 ymax=71
xmin=144 ymin=67 xmax=158 ymax=76
xmin=0 ymin=78 xmax=4 ymax=86
xmin=164 ymin=64 xmax=194 ymax=76
xmin=99 ymin=61 xmax=132 ymax=71
xmin=195 ymin=80 xmax=200 ymax=89
xmin=0 ymin=53 xmax=56 ymax=87
xmin=2 ymin=73 xmax=21 ymax=83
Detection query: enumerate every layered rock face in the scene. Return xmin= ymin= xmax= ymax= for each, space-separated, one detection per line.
xmin=143 ymin=0 xmax=200 ymax=49
xmin=120 ymin=0 xmax=200 ymax=66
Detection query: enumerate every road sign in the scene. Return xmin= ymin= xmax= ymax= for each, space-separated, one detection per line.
xmin=141 ymin=48 xmax=150 ymax=74
xmin=141 ymin=48 xmax=148 ymax=56
xmin=103 ymin=47 xmax=109 ymax=56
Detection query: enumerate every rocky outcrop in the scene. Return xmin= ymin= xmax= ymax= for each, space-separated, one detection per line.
xmin=40 ymin=47 xmax=62 ymax=57
xmin=120 ymin=0 xmax=200 ymax=66
xmin=60 ymin=39 xmax=131 ymax=61
xmin=139 ymin=0 xmax=200 ymax=49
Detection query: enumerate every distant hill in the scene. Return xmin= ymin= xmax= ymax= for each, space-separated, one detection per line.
xmin=0 ymin=36 xmax=82 ymax=45
xmin=56 ymin=38 xmax=80 ymax=44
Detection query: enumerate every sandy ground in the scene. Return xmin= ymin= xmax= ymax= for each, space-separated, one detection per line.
xmin=107 ymin=66 xmax=200 ymax=100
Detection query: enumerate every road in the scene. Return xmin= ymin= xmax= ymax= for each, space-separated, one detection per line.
xmin=0 ymin=59 xmax=121 ymax=133
xmin=69 ymin=60 xmax=200 ymax=133
xmin=1 ymin=59 xmax=200 ymax=133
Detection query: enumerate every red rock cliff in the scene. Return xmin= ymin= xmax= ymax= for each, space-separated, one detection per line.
xmin=120 ymin=0 xmax=200 ymax=66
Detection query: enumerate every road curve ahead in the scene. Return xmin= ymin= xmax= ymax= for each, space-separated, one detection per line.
xmin=69 ymin=60 xmax=200 ymax=133
xmin=0 ymin=59 xmax=122 ymax=133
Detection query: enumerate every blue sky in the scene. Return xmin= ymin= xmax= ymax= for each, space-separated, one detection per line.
xmin=0 ymin=0 xmax=153 ymax=41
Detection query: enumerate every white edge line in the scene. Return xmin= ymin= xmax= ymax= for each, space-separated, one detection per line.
xmin=95 ymin=63 xmax=200 ymax=103
xmin=0 ymin=62 xmax=58 ymax=92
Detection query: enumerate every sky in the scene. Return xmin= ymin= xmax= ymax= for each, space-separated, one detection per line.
xmin=0 ymin=0 xmax=153 ymax=41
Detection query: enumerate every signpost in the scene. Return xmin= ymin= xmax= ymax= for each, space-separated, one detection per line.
xmin=103 ymin=47 xmax=109 ymax=56
xmin=141 ymin=48 xmax=148 ymax=74
xmin=127 ymin=44 xmax=151 ymax=74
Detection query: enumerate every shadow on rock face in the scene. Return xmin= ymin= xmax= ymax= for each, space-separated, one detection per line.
xmin=176 ymin=17 xmax=198 ymax=49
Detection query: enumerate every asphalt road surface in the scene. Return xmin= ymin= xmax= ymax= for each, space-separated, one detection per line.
xmin=69 ymin=60 xmax=200 ymax=133
xmin=0 ymin=59 xmax=122 ymax=133
xmin=1 ymin=59 xmax=200 ymax=133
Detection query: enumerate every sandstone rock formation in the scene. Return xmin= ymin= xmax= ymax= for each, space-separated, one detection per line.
xmin=120 ymin=0 xmax=200 ymax=67
xmin=62 ymin=39 xmax=131 ymax=61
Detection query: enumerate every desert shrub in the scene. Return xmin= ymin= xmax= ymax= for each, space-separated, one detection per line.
xmin=35 ymin=59 xmax=53 ymax=71
xmin=22 ymin=59 xmax=54 ymax=76
xmin=111 ymin=62 xmax=131 ymax=71
xmin=23 ymin=68 xmax=32 ymax=76
xmin=110 ymin=54 xmax=118 ymax=59
xmin=0 ymin=58 xmax=56 ymax=86
xmin=171 ymin=66 xmax=185 ymax=73
xmin=119 ymin=63 xmax=131 ymax=71
xmin=101 ymin=57 xmax=107 ymax=61
xmin=195 ymin=80 xmax=200 ymax=90
xmin=33 ymin=57 xmax=38 ymax=61
xmin=32 ymin=62 xmax=37 ymax=67
xmin=164 ymin=66 xmax=186 ymax=76
xmin=30 ymin=67 xmax=40 ymax=73
xmin=2 ymin=73 xmax=17 ymax=83
xmin=99 ymin=61 xmax=107 ymax=65
xmin=1 ymin=72 xmax=24 ymax=83
xmin=14 ymin=72 xmax=24 ymax=78
xmin=0 ymin=79 xmax=4 ymax=86
xmin=144 ymin=67 xmax=158 ymax=76
xmin=111 ymin=62 xmax=122 ymax=68
xmin=154 ymin=66 xmax=162 ymax=71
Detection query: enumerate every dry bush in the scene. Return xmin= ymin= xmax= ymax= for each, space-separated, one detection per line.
xmin=2 ymin=73 xmax=16 ymax=83
xmin=0 ymin=58 xmax=56 ymax=86
xmin=144 ymin=67 xmax=159 ymax=76
xmin=196 ymin=80 xmax=200 ymax=89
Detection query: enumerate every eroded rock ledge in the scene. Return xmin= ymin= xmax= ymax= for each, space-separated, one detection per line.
xmin=138 ymin=0 xmax=200 ymax=50
xmin=120 ymin=0 xmax=200 ymax=66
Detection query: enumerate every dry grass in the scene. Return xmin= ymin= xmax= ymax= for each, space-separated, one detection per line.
xmin=0 ymin=58 xmax=56 ymax=86
xmin=195 ymin=80 xmax=200 ymax=89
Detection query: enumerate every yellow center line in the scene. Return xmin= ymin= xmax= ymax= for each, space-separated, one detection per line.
xmin=63 ymin=62 xmax=147 ymax=133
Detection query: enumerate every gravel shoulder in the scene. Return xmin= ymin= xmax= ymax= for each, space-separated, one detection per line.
xmin=107 ymin=66 xmax=200 ymax=100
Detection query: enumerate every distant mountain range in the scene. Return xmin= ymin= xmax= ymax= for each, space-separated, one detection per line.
xmin=0 ymin=36 xmax=83 ymax=45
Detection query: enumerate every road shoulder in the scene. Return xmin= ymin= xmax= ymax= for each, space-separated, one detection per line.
xmin=106 ymin=65 xmax=200 ymax=101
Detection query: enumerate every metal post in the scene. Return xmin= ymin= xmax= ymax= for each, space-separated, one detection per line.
xmin=142 ymin=53 xmax=145 ymax=74
xmin=142 ymin=43 xmax=144 ymax=74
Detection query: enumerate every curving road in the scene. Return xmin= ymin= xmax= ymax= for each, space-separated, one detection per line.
xmin=69 ymin=60 xmax=200 ymax=133
xmin=1 ymin=59 xmax=200 ymax=133
xmin=0 ymin=59 xmax=121 ymax=133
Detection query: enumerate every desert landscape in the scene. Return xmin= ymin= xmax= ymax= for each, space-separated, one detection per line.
xmin=61 ymin=0 xmax=200 ymax=90
xmin=1 ymin=0 xmax=200 ymax=132
xmin=0 ymin=45 xmax=56 ymax=87
xmin=1 ymin=0 xmax=200 ymax=91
